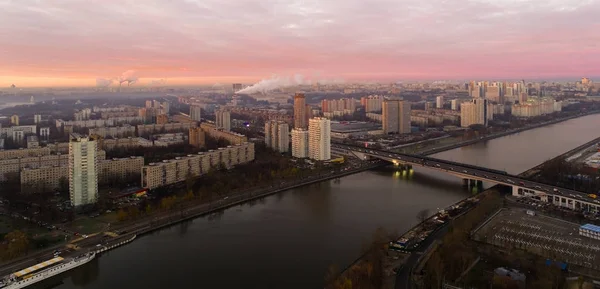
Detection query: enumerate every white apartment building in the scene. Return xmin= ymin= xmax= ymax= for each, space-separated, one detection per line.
xmin=308 ymin=117 xmax=331 ymax=161
xmin=0 ymin=125 xmax=37 ymax=140
xmin=436 ymin=96 xmax=444 ymax=109
xmin=68 ymin=134 xmax=99 ymax=207
xmin=291 ymin=128 xmax=309 ymax=158
xmin=360 ymin=95 xmax=384 ymax=112
xmin=460 ymin=98 xmax=492 ymax=127
xmin=34 ymin=114 xmax=42 ymax=124
xmin=511 ymin=99 xmax=562 ymax=118
xmin=190 ymin=104 xmax=202 ymax=122
xmin=216 ymin=109 xmax=231 ymax=131
xmin=382 ymin=99 xmax=411 ymax=134
xmin=451 ymin=99 xmax=460 ymax=111
xmin=39 ymin=127 xmax=50 ymax=139
xmin=265 ymin=120 xmax=289 ymax=153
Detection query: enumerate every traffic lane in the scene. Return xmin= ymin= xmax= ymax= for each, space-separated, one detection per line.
xmin=356 ymin=147 xmax=578 ymax=196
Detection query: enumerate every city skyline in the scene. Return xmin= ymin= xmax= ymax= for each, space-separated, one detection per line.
xmin=1 ymin=0 xmax=599 ymax=87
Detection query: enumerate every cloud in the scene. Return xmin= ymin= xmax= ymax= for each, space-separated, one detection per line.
xmin=96 ymin=78 xmax=113 ymax=87
xmin=0 ymin=0 xmax=599 ymax=83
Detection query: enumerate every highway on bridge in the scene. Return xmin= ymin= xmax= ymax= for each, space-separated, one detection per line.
xmin=332 ymin=143 xmax=594 ymax=200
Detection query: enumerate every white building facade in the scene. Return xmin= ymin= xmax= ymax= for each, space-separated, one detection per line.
xmin=68 ymin=134 xmax=99 ymax=207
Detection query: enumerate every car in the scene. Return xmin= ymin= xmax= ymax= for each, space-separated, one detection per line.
xmin=553 ymin=188 xmax=558 ymax=192
xmin=436 ymin=164 xmax=441 ymax=167
xmin=463 ymin=170 xmax=468 ymax=173
xmin=506 ymin=179 xmax=515 ymax=184
xmin=96 ymin=244 xmax=102 ymax=247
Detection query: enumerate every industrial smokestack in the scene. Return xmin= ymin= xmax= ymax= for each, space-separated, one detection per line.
xmin=118 ymin=70 xmax=139 ymax=87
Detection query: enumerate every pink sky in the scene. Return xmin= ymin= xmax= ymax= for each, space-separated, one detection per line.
xmin=1 ymin=0 xmax=599 ymax=87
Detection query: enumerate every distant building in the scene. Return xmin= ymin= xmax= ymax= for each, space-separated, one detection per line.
xmin=460 ymin=98 xmax=491 ymax=127
xmin=232 ymin=83 xmax=243 ymax=92
xmin=190 ymin=105 xmax=202 ymax=122
xmin=436 ymin=96 xmax=444 ymax=109
xmin=382 ymin=99 xmax=411 ymax=134
xmin=265 ymin=120 xmax=289 ymax=153
xmin=451 ymin=99 xmax=460 ymax=111
xmin=26 ymin=135 xmax=39 ymax=149
xmin=308 ymin=117 xmax=331 ymax=161
xmin=291 ymin=128 xmax=309 ymax=158
xmin=68 ymin=134 xmax=99 ymax=207
xmin=189 ymin=127 xmax=206 ymax=148
xmin=424 ymin=102 xmax=433 ymax=111
xmin=486 ymin=86 xmax=502 ymax=103
xmin=360 ymin=95 xmax=383 ymax=112
xmin=145 ymin=100 xmax=153 ymax=108
xmin=215 ymin=109 xmax=231 ymax=131
xmin=34 ymin=114 xmax=42 ymax=124
xmin=10 ymin=115 xmax=19 ymax=126
xmin=141 ymin=143 xmax=255 ymax=189
xmin=156 ymin=114 xmax=169 ymax=124
xmin=294 ymin=93 xmax=307 ymax=129
xmin=161 ymin=101 xmax=170 ymax=114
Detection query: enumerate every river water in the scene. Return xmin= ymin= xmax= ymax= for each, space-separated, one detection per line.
xmin=40 ymin=113 xmax=600 ymax=289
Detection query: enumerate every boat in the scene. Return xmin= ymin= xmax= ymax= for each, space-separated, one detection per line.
xmin=0 ymin=252 xmax=95 ymax=289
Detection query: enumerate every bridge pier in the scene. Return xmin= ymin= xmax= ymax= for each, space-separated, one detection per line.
xmin=462 ymin=179 xmax=469 ymax=187
xmin=469 ymin=179 xmax=477 ymax=187
xmin=477 ymin=180 xmax=483 ymax=189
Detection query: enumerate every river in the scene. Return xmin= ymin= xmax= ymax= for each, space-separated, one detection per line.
xmin=38 ymin=113 xmax=600 ymax=289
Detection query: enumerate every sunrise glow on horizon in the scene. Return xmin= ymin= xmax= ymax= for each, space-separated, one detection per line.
xmin=1 ymin=0 xmax=599 ymax=87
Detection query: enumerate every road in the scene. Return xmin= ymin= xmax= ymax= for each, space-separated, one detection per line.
xmin=333 ymin=143 xmax=599 ymax=202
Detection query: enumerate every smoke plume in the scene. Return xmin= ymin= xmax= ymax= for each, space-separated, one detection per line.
xmin=149 ymin=79 xmax=167 ymax=86
xmin=236 ymin=74 xmax=344 ymax=94
xmin=96 ymin=78 xmax=113 ymax=87
xmin=118 ymin=70 xmax=139 ymax=86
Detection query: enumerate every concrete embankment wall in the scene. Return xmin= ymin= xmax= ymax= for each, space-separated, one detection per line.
xmin=95 ymin=235 xmax=137 ymax=254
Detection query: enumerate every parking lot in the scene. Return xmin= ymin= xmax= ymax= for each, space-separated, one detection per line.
xmin=474 ymin=208 xmax=600 ymax=270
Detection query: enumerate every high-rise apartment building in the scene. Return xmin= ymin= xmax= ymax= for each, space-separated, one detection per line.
xmin=436 ymin=96 xmax=444 ymax=109
xmin=216 ymin=109 xmax=231 ymax=131
xmin=486 ymin=86 xmax=503 ymax=103
xmin=10 ymin=115 xmax=19 ymax=126
xmin=294 ymin=93 xmax=307 ymax=129
xmin=360 ymin=95 xmax=384 ymax=112
xmin=190 ymin=105 xmax=202 ymax=122
xmin=308 ymin=117 xmax=331 ymax=161
xmin=188 ymin=127 xmax=206 ymax=148
xmin=460 ymin=98 xmax=491 ymax=128
xmin=451 ymin=99 xmax=459 ymax=110
xmin=68 ymin=134 xmax=99 ymax=207
xmin=34 ymin=114 xmax=42 ymax=124
xmin=382 ymin=99 xmax=411 ymax=134
xmin=145 ymin=100 xmax=153 ymax=108
xmin=161 ymin=102 xmax=170 ymax=114
xmin=264 ymin=120 xmax=289 ymax=153
xmin=291 ymin=128 xmax=309 ymax=158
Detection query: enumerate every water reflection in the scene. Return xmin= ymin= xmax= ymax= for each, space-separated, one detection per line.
xmin=69 ymin=257 xmax=99 ymax=287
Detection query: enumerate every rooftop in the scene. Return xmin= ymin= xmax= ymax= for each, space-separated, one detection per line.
xmin=331 ymin=121 xmax=381 ymax=133
xmin=581 ymin=223 xmax=600 ymax=233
